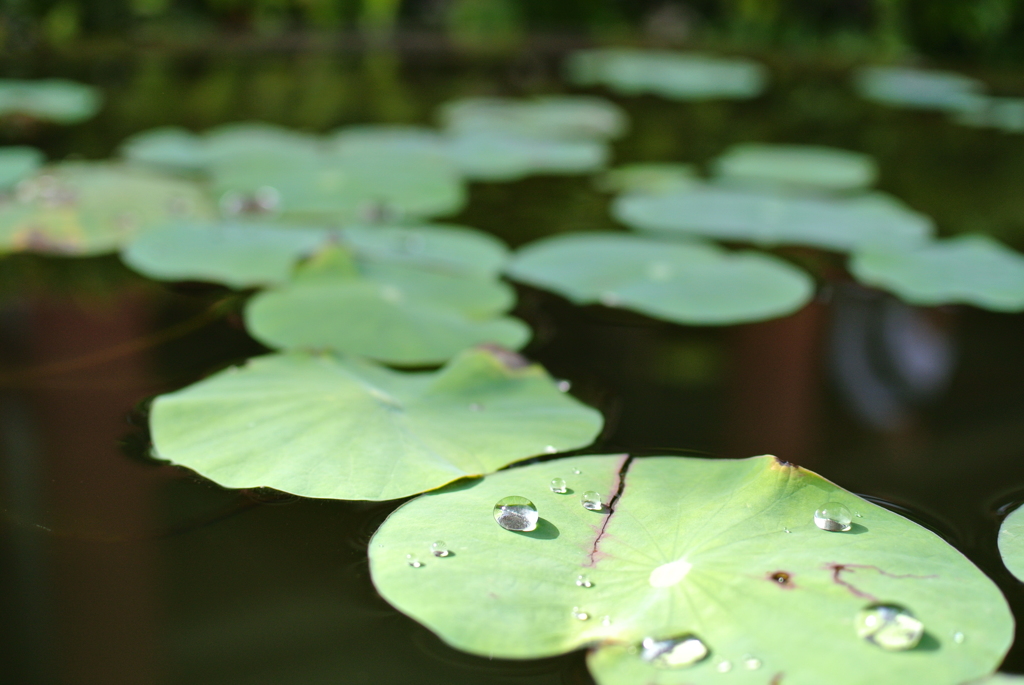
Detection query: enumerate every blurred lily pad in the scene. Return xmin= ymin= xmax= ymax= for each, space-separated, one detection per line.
xmin=370 ymin=454 xmax=1011 ymax=684
xmin=245 ymin=247 xmax=529 ymax=365
xmin=613 ymin=185 xmax=933 ymax=253
xmin=565 ymin=49 xmax=767 ymax=101
xmin=0 ymin=147 xmax=44 ymax=189
xmin=955 ymin=97 xmax=1024 ymax=134
xmin=595 ymin=163 xmax=699 ymax=195
xmin=998 ymin=503 xmax=1024 ymax=583
xmin=506 ymin=232 xmax=813 ymax=325
xmin=447 ymin=131 xmax=609 ymax=182
xmin=0 ymin=79 xmax=102 ymax=124
xmin=439 ymin=96 xmax=628 ymax=140
xmin=711 ymin=143 xmax=878 ymax=192
xmin=150 ymin=347 xmax=603 ymax=500
xmin=853 ymin=66 xmax=985 ymax=112
xmin=331 ymin=125 xmax=448 ymax=157
xmin=0 ymin=163 xmax=214 ymax=255
xmin=339 ymin=223 xmax=510 ymax=278
xmin=850 ymin=235 xmax=1024 ymax=312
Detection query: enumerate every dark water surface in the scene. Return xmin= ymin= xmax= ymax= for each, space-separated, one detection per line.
xmin=1 ymin=47 xmax=1024 ymax=685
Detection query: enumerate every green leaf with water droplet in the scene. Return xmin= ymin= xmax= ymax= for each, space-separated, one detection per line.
xmin=0 ymin=79 xmax=102 ymax=124
xmin=506 ymin=232 xmax=813 ymax=325
xmin=613 ymin=186 xmax=933 ymax=253
xmin=369 ymin=455 xmax=1012 ymax=684
xmin=850 ymin=235 xmax=1024 ymax=312
xmin=149 ymin=347 xmax=602 ymax=501
xmin=711 ymin=144 xmax=878 ymax=193
xmin=998 ymin=503 xmax=1024 ymax=583
xmin=0 ymin=162 xmax=214 ymax=255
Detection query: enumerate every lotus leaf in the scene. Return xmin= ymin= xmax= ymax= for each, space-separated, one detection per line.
xmin=0 ymin=79 xmax=102 ymax=124
xmin=506 ymin=232 xmax=814 ymax=325
xmin=595 ymin=163 xmax=699 ymax=195
xmin=565 ymin=49 xmax=767 ymax=101
xmin=850 ymin=235 xmax=1024 ymax=312
xmin=446 ymin=131 xmax=609 ymax=181
xmin=613 ymin=185 xmax=933 ymax=253
xmin=999 ymin=503 xmax=1024 ymax=583
xmin=149 ymin=347 xmax=602 ymax=500
xmin=369 ymin=454 xmax=1012 ymax=685
xmin=339 ymin=223 xmax=509 ymax=278
xmin=711 ymin=143 xmax=878 ymax=192
xmin=0 ymin=147 xmax=44 ymax=189
xmin=439 ymin=96 xmax=628 ymax=141
xmin=120 ymin=127 xmax=209 ymax=172
xmin=0 ymin=162 xmax=214 ymax=255
xmin=852 ymin=66 xmax=985 ymax=112
xmin=245 ymin=247 xmax=528 ymax=365
xmin=955 ymin=97 xmax=1024 ymax=134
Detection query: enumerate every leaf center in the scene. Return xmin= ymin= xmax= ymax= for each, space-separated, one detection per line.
xmin=649 ymin=558 xmax=693 ymax=588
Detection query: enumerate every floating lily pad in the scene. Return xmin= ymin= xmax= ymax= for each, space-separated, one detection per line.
xmin=245 ymin=247 xmax=528 ymax=365
xmin=506 ymin=232 xmax=814 ymax=325
xmin=0 ymin=163 xmax=214 ymax=255
xmin=331 ymin=125 xmax=448 ymax=157
xmin=369 ymin=454 xmax=1012 ymax=684
xmin=852 ymin=66 xmax=985 ymax=112
xmin=711 ymin=144 xmax=878 ymax=192
xmin=0 ymin=147 xmax=44 ymax=189
xmin=149 ymin=347 xmax=603 ymax=501
xmin=120 ymin=127 xmax=209 ymax=173
xmin=121 ymin=221 xmax=330 ymax=288
xmin=339 ymin=224 xmax=510 ymax=278
xmin=565 ymin=49 xmax=767 ymax=101
xmin=955 ymin=97 xmax=1024 ymax=134
xmin=850 ymin=235 xmax=1024 ymax=312
xmin=0 ymin=79 xmax=102 ymax=124
xmin=440 ymin=96 xmax=628 ymax=140
xmin=613 ymin=186 xmax=933 ymax=253
xmin=595 ymin=163 xmax=699 ymax=195
xmin=446 ymin=131 xmax=610 ymax=181
xmin=998 ymin=503 xmax=1024 ymax=583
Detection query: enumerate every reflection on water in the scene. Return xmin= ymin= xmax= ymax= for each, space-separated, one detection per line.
xmin=1 ymin=48 xmax=1024 ymax=683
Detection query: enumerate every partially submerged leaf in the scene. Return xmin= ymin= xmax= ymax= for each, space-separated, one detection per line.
xmin=506 ymin=232 xmax=814 ymax=325
xmin=852 ymin=66 xmax=985 ymax=112
xmin=999 ymin=503 xmax=1024 ymax=583
xmin=613 ymin=185 xmax=933 ymax=253
xmin=369 ymin=455 xmax=1012 ymax=684
xmin=711 ymin=143 xmax=878 ymax=193
xmin=850 ymin=235 xmax=1024 ymax=312
xmin=149 ymin=348 xmax=603 ymax=500
xmin=0 ymin=79 xmax=102 ymax=124
xmin=595 ymin=163 xmax=699 ymax=195
xmin=0 ymin=146 xmax=44 ymax=189
xmin=565 ymin=49 xmax=767 ymax=101
xmin=439 ymin=96 xmax=628 ymax=141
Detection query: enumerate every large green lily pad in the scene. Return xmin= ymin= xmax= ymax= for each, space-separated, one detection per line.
xmin=852 ymin=66 xmax=985 ymax=112
xmin=245 ymin=247 xmax=529 ymax=365
xmin=565 ymin=49 xmax=767 ymax=101
xmin=0 ymin=79 xmax=102 ymax=124
xmin=711 ymin=143 xmax=878 ymax=192
xmin=150 ymin=347 xmax=603 ymax=501
xmin=439 ymin=96 xmax=628 ymax=140
xmin=998 ymin=503 xmax=1024 ymax=583
xmin=506 ymin=232 xmax=814 ymax=325
xmin=0 ymin=146 xmax=44 ymax=189
xmin=369 ymin=454 xmax=1012 ymax=684
xmin=613 ymin=186 xmax=933 ymax=253
xmin=0 ymin=162 xmax=214 ymax=255
xmin=850 ymin=235 xmax=1024 ymax=312
xmin=339 ymin=223 xmax=510 ymax=278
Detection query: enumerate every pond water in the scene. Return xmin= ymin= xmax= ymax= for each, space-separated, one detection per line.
xmin=2 ymin=47 xmax=1024 ymax=684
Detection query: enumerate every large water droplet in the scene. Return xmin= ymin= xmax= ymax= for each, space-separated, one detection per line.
xmin=406 ymin=554 xmax=422 ymax=568
xmin=572 ymin=606 xmax=590 ymax=621
xmin=493 ymin=496 xmax=539 ymax=532
xmin=430 ymin=541 xmax=449 ymax=557
xmin=576 ymin=574 xmax=593 ymax=588
xmin=640 ymin=634 xmax=708 ymax=669
xmin=855 ymin=603 xmax=924 ymax=650
xmin=550 ymin=478 xmax=568 ymax=494
xmin=582 ymin=491 xmax=603 ymax=511
xmin=814 ymin=502 xmax=853 ymax=532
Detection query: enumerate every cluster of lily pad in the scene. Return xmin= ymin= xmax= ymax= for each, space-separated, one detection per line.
xmin=2 ymin=53 xmax=1024 ymax=684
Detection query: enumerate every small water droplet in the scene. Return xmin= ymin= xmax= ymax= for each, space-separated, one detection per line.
xmin=855 ymin=603 xmax=924 ymax=650
xmin=716 ymin=660 xmax=732 ymax=673
xmin=544 ymin=445 xmax=557 ymax=454
xmin=814 ymin=501 xmax=853 ymax=532
xmin=556 ymin=380 xmax=571 ymax=392
xmin=430 ymin=541 xmax=449 ymax=557
xmin=743 ymin=655 xmax=761 ymax=670
xmin=601 ymin=615 xmax=612 ymax=626
xmin=493 ymin=496 xmax=539 ymax=532
xmin=576 ymin=574 xmax=593 ymax=588
xmin=572 ymin=606 xmax=590 ymax=621
xmin=783 ymin=527 xmax=791 ymax=533
xmin=640 ymin=634 xmax=708 ymax=669
xmin=582 ymin=491 xmax=603 ymax=511
xmin=855 ymin=512 xmax=864 ymax=518
xmin=468 ymin=402 xmax=483 ymax=411
xmin=572 ymin=468 xmax=581 ymax=475
xmin=406 ymin=554 xmax=422 ymax=568
xmin=550 ymin=478 xmax=567 ymax=494
xmin=953 ymin=631 xmax=965 ymax=644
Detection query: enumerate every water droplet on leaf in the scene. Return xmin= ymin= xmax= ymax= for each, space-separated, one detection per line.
xmin=953 ymin=631 xmax=965 ymax=644
xmin=406 ymin=554 xmax=422 ymax=568
xmin=550 ymin=478 xmax=568 ymax=494
xmin=544 ymin=445 xmax=557 ymax=454
xmin=601 ymin=615 xmax=612 ymax=626
xmin=572 ymin=606 xmax=590 ymax=621
xmin=572 ymin=468 xmax=581 ymax=475
xmin=582 ymin=491 xmax=603 ymax=511
xmin=855 ymin=603 xmax=924 ymax=650
xmin=430 ymin=541 xmax=449 ymax=557
xmin=576 ymin=574 xmax=593 ymax=588
xmin=640 ymin=634 xmax=708 ymax=669
xmin=814 ymin=501 xmax=853 ymax=531
xmin=493 ymin=496 xmax=539 ymax=532
xmin=716 ymin=660 xmax=732 ymax=673
xmin=743 ymin=655 xmax=761 ymax=670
